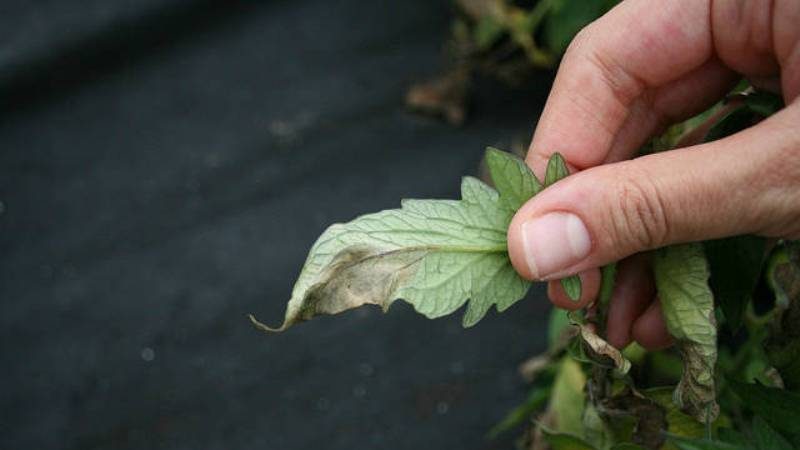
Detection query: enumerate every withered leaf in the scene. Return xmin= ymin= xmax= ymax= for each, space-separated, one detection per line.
xmin=653 ymin=243 xmax=719 ymax=423
xmin=253 ymin=149 xmax=572 ymax=332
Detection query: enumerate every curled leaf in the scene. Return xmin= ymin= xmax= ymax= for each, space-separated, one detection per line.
xmin=653 ymin=244 xmax=719 ymax=423
xmin=573 ymin=321 xmax=631 ymax=375
xmin=253 ymin=149 xmax=577 ymax=332
xmin=251 ymin=174 xmax=529 ymax=331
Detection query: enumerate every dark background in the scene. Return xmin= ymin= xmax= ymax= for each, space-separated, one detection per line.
xmin=0 ymin=1 xmax=556 ymax=448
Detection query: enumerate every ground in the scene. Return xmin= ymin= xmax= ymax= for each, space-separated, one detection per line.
xmin=0 ymin=1 xmax=555 ymax=448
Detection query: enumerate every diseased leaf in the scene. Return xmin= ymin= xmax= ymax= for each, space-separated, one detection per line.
xmin=251 ymin=174 xmax=528 ymax=331
xmin=704 ymin=235 xmax=767 ymax=331
xmin=485 ymin=146 xmax=542 ymax=211
xmin=601 ymin=387 xmax=668 ymax=448
xmin=254 ymin=149 xmax=578 ymax=332
xmin=574 ymin=321 xmax=631 ymax=374
xmin=644 ymin=387 xmax=704 ymax=450
xmin=653 ymin=243 xmax=719 ymax=423
xmin=581 ymin=403 xmax=612 ymax=449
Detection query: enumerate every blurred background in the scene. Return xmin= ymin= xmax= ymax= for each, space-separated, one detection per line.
xmin=0 ymin=1 xmax=566 ymax=448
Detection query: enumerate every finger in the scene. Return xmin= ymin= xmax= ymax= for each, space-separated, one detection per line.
xmin=605 ymin=255 xmax=655 ymax=349
xmin=632 ymin=299 xmax=674 ymax=350
xmin=527 ymin=0 xmax=800 ymax=176
xmin=547 ymin=268 xmax=601 ymax=311
xmin=508 ymin=104 xmax=800 ymax=280
xmin=526 ymin=0 xmax=730 ymax=176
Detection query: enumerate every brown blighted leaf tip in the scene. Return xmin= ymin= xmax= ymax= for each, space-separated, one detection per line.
xmin=248 ymin=313 xmax=289 ymax=333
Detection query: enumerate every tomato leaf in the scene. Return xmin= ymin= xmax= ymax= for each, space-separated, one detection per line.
xmin=254 ymin=149 xmax=583 ymax=331
xmin=667 ymin=436 xmax=745 ymax=450
xmin=541 ymin=428 xmax=597 ymax=450
xmin=751 ymin=416 xmax=794 ymax=450
xmin=485 ymin=146 xmax=542 ymax=211
xmin=730 ymin=381 xmax=800 ymax=443
xmin=653 ymin=243 xmax=719 ymax=423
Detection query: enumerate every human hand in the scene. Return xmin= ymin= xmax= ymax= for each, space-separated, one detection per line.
xmin=507 ymin=0 xmax=800 ymax=350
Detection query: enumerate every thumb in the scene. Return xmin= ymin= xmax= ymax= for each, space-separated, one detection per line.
xmin=508 ymin=104 xmax=800 ymax=281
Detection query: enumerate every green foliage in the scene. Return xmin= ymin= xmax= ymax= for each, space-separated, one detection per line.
xmin=540 ymin=151 xmax=583 ymax=301
xmin=542 ymin=428 xmax=596 ymax=450
xmin=485 ymin=147 xmax=542 ymax=211
xmin=729 ymin=381 xmax=800 ymax=444
xmin=548 ymin=357 xmax=587 ymax=437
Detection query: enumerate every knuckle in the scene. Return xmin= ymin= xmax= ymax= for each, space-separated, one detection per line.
xmin=610 ymin=169 xmax=670 ymax=251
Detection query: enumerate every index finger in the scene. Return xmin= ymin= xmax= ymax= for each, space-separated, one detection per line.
xmin=527 ymin=0 xmax=737 ymax=177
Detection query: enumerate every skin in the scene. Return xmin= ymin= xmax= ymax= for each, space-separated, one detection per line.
xmin=507 ymin=0 xmax=800 ymax=350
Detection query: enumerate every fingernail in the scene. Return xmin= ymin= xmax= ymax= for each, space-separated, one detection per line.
xmin=521 ymin=212 xmax=591 ymax=279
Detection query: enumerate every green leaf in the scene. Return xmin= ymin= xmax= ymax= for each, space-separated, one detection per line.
xmin=252 ymin=172 xmax=530 ymax=331
xmin=541 ymin=151 xmax=583 ymax=302
xmin=717 ymin=428 xmax=748 ymax=446
xmin=561 ymin=275 xmax=582 ymax=301
xmin=541 ymin=428 xmax=597 ymax=450
xmin=730 ymin=381 xmax=800 ymax=441
xmin=610 ymin=445 xmax=647 ymax=450
xmin=704 ymin=235 xmax=767 ymax=331
xmin=548 ymin=357 xmax=587 ymax=437
xmin=485 ymin=146 xmax=542 ymax=211
xmin=653 ymin=244 xmax=719 ymax=423
xmin=751 ymin=416 xmax=794 ymax=450
xmin=544 ymin=151 xmax=570 ymax=186
xmin=667 ymin=436 xmax=745 ymax=450
xmin=548 ymin=307 xmax=572 ymax=350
